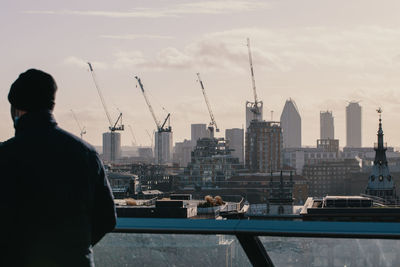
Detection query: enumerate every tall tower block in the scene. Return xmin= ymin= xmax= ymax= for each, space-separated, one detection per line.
xmin=346 ymin=101 xmax=362 ymax=147
xmin=280 ymin=99 xmax=301 ymax=148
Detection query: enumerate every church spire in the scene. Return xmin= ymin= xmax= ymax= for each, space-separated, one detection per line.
xmin=374 ymin=108 xmax=387 ymax=166
xmin=366 ymin=107 xmax=397 ymax=204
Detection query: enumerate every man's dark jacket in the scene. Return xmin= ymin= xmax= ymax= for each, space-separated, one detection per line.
xmin=0 ymin=110 xmax=116 ymax=266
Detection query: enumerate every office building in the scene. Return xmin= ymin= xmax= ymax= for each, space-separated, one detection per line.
xmin=317 ymin=139 xmax=339 ymax=155
xmin=320 ymin=111 xmax=334 ymax=139
xmin=191 ymin=124 xmax=208 ymax=143
xmin=303 ymin=159 xmax=360 ymax=197
xmin=245 ymin=121 xmax=283 ymax=173
xmin=283 ymin=147 xmax=340 ymax=175
xmin=103 ymin=132 xmax=121 ymax=162
xmin=225 ymin=128 xmax=244 ymax=163
xmin=280 ymin=98 xmax=301 ymax=148
xmin=346 ymin=102 xmax=362 ymax=147
xmin=173 ymin=139 xmax=194 ymax=167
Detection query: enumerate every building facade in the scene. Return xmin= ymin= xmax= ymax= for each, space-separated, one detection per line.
xmin=225 ymin=128 xmax=244 ymax=163
xmin=245 ymin=121 xmax=283 ymax=173
xmin=184 ymin=138 xmax=238 ymax=186
xmin=346 ymin=102 xmax=362 ymax=147
xmin=102 ymin=132 xmax=121 ymax=162
xmin=191 ymin=124 xmax=208 ymax=143
xmin=283 ymin=146 xmax=341 ymax=175
xmin=317 ymin=139 xmax=339 ymax=156
xmin=303 ymin=159 xmax=360 ymax=197
xmin=173 ymin=139 xmax=194 ymax=167
xmin=280 ymin=98 xmax=301 ymax=148
xmin=320 ymin=111 xmax=334 ymax=139
xmin=154 ymin=131 xmax=173 ymax=165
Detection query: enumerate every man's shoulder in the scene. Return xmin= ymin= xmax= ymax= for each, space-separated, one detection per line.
xmin=0 ymin=138 xmax=19 ymax=164
xmin=54 ymin=127 xmax=98 ymax=156
xmin=0 ymin=137 xmax=17 ymax=153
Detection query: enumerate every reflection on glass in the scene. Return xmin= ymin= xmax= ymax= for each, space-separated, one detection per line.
xmin=94 ymin=233 xmax=251 ymax=267
xmin=260 ymin=237 xmax=400 ymax=267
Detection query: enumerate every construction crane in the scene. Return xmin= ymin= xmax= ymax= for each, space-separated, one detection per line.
xmin=128 ymin=125 xmax=137 ymax=146
xmin=146 ymin=129 xmax=154 ymax=149
xmin=88 ymin=62 xmax=124 ymax=162
xmin=87 ymin=62 xmax=124 ymax=132
xmin=196 ymin=73 xmax=219 ymax=138
xmin=135 ymin=76 xmax=171 ymax=164
xmin=246 ymin=38 xmax=263 ymax=120
xmin=70 ymin=109 xmax=86 ymax=139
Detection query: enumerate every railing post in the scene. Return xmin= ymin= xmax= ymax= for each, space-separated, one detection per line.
xmin=236 ymin=234 xmax=274 ymax=267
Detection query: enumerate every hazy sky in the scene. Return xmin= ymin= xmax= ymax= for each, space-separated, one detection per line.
xmin=2 ymin=0 xmax=400 ymax=148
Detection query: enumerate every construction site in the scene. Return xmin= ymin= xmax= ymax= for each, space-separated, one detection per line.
xmin=76 ymin=38 xmax=287 ymax=197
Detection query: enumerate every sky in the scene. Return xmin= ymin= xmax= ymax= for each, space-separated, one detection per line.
xmin=2 ymin=0 xmax=400 ymax=148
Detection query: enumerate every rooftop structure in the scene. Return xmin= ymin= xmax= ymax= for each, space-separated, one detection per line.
xmin=300 ymin=195 xmax=400 ymax=222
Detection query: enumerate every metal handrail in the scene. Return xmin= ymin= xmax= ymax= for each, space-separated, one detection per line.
xmin=115 ymin=218 xmax=400 ymax=239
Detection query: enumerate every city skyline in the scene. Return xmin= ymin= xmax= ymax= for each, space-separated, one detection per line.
xmin=2 ymin=1 xmax=400 ymax=148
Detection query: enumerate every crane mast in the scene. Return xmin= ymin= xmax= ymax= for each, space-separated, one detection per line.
xmin=247 ymin=38 xmax=261 ymax=117
xmin=70 ymin=109 xmax=86 ymax=139
xmin=146 ymin=129 xmax=154 ymax=148
xmin=88 ymin=62 xmax=124 ymax=132
xmin=196 ymin=73 xmax=219 ymax=138
xmin=128 ymin=125 xmax=137 ymax=146
xmin=135 ymin=76 xmax=171 ymax=165
xmin=135 ymin=76 xmax=161 ymax=129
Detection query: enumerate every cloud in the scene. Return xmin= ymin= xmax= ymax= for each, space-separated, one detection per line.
xmin=112 ymin=51 xmax=147 ymax=69
xmin=100 ymin=34 xmax=172 ymax=40
xmin=65 ymin=25 xmax=400 ymax=78
xmin=23 ymin=1 xmax=271 ymax=18
xmin=64 ymin=56 xmax=108 ymax=70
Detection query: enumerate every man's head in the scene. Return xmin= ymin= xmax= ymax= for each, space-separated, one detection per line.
xmin=8 ymin=69 xmax=57 ymax=122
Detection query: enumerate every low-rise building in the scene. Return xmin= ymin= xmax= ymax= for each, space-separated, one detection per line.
xmin=107 ymin=172 xmax=137 ymax=198
xmin=303 ymin=159 xmax=360 ymax=197
xmin=184 ymin=137 xmax=239 ymax=186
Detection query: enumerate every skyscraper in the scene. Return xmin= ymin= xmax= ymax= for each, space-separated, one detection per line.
xmin=103 ymin=132 xmax=121 ymax=162
xmin=320 ymin=111 xmax=334 ymax=139
xmin=346 ymin=102 xmax=362 ymax=147
xmin=225 ymin=128 xmax=244 ymax=163
xmin=245 ymin=121 xmax=283 ymax=173
xmin=191 ymin=124 xmax=208 ymax=143
xmin=154 ymin=131 xmax=173 ymax=165
xmin=280 ymin=98 xmax=301 ymax=148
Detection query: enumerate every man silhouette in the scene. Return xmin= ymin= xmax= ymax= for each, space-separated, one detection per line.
xmin=0 ymin=69 xmax=116 ymax=266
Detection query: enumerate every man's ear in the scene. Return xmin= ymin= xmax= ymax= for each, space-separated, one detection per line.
xmin=11 ymin=106 xmax=27 ymax=122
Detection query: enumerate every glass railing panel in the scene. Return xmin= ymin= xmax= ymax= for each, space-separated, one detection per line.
xmin=259 ymin=236 xmax=400 ymax=267
xmin=94 ymin=233 xmax=252 ymax=267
